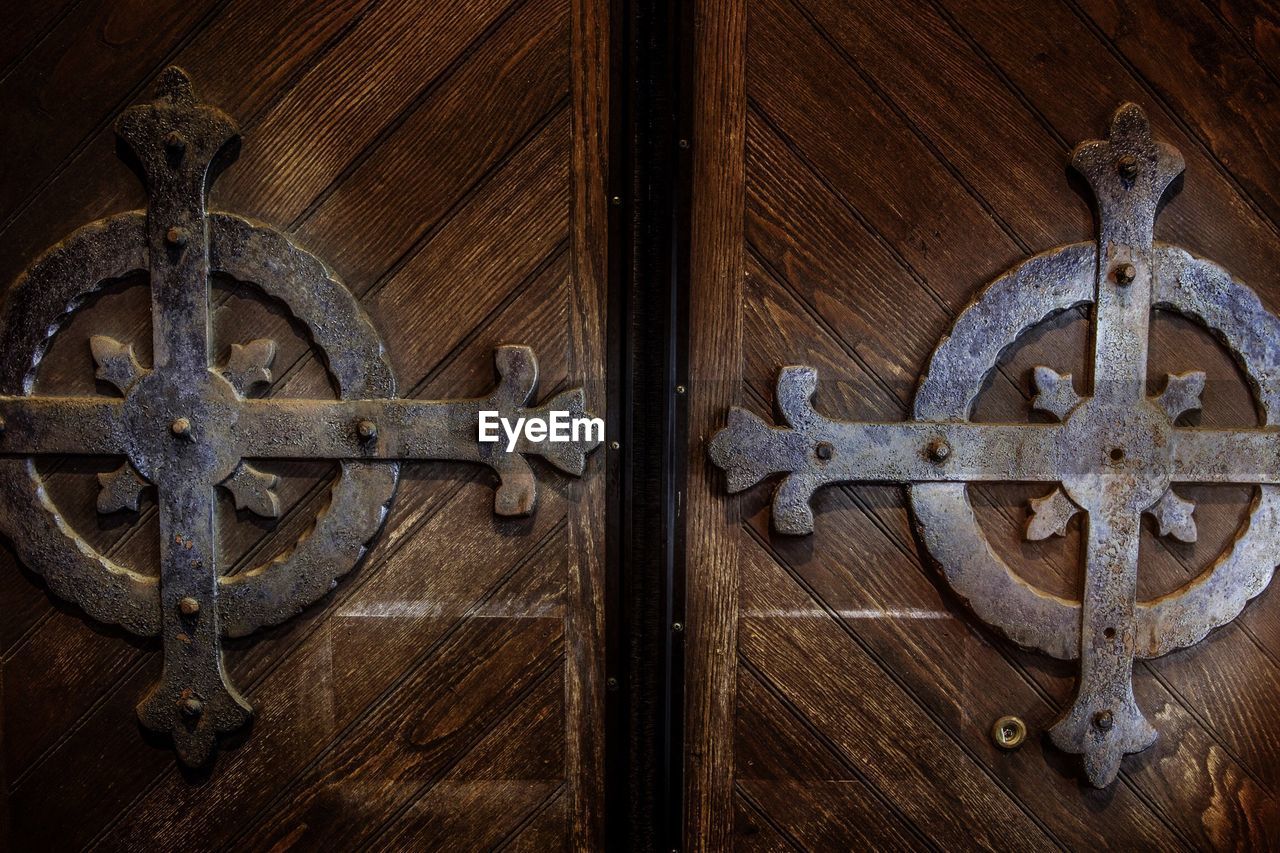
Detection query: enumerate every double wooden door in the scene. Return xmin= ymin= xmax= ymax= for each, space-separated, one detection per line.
xmin=2 ymin=0 xmax=1279 ymax=850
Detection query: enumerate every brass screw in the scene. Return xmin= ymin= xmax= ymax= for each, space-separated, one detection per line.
xmin=815 ymin=441 xmax=834 ymax=461
xmin=675 ymin=385 xmax=686 ymax=395
xmin=992 ymin=715 xmax=1027 ymax=749
xmin=357 ymin=419 xmax=378 ymax=441
xmin=180 ymin=697 xmax=204 ymax=718
xmin=611 ymin=441 xmax=621 ymax=450
xmin=1114 ymin=263 xmax=1137 ymax=286
xmin=927 ymin=438 xmax=951 ymax=464
xmin=170 ymin=417 xmax=192 ymax=438
xmin=672 ymin=622 xmax=684 ymax=632
xmin=178 ymin=596 xmax=200 ymax=616
xmin=165 ymin=226 xmax=189 ymax=248
xmin=1117 ymin=155 xmax=1139 ymax=181
xmin=1094 ymin=709 xmax=1114 ymax=732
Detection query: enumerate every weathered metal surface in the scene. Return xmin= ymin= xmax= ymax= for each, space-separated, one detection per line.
xmin=0 ymin=69 xmax=601 ymax=766
xmin=710 ymin=104 xmax=1280 ymax=787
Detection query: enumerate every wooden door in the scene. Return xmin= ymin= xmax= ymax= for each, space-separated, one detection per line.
xmin=685 ymin=0 xmax=1280 ymax=848
xmin=0 ymin=0 xmax=609 ymax=849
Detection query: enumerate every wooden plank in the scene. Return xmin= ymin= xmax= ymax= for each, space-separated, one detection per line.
xmin=0 ymin=0 xmax=222 ymax=222
xmin=566 ymin=0 xmax=611 ymax=846
xmin=1209 ymin=0 xmax=1280 ymax=81
xmin=0 ymin=0 xmax=78 ymax=78
xmin=738 ymin=541 xmax=1056 ymax=850
xmin=505 ymin=788 xmax=569 ymax=851
xmin=374 ymin=664 xmax=566 ymax=847
xmin=736 ymin=667 xmax=921 ymax=847
xmin=684 ymin=0 xmax=747 ymax=848
xmin=293 ymin=0 xmax=571 ymax=286
xmin=0 ymin=0 xmax=374 ymax=290
xmin=214 ymin=0 xmax=517 ymax=224
xmin=1073 ymin=0 xmax=1280 ymax=227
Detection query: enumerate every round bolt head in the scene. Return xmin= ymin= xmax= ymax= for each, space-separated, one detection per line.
xmin=165 ymin=226 xmax=189 ymax=248
xmin=165 ymin=131 xmax=187 ymax=159
xmin=611 ymin=441 xmax=621 ymax=451
xmin=992 ymin=715 xmax=1027 ymax=749
xmin=675 ymin=384 xmax=686 ymax=395
xmin=815 ymin=441 xmax=834 ymax=461
xmin=1114 ymin=263 xmax=1137 ymax=286
xmin=672 ymin=622 xmax=684 ymax=633
xmin=178 ymin=596 xmax=200 ymax=616
xmin=927 ymin=438 xmax=951 ymax=463
xmin=1094 ymin=709 xmax=1114 ymax=731
xmin=1117 ymin=155 xmax=1139 ymax=181
xmin=170 ymin=417 xmax=192 ymax=438
xmin=357 ymin=419 xmax=378 ymax=441
xmin=180 ymin=696 xmax=203 ymax=718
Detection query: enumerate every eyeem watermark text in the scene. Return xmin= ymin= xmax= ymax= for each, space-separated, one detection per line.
xmin=478 ymin=411 xmax=605 ymax=452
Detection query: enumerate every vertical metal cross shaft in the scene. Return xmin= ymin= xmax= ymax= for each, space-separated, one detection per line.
xmin=115 ymin=68 xmax=251 ymax=763
xmin=1048 ymin=104 xmax=1186 ymax=784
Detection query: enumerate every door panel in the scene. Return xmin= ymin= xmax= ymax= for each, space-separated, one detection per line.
xmin=0 ymin=0 xmax=608 ymax=848
xmin=687 ymin=0 xmax=1280 ymax=848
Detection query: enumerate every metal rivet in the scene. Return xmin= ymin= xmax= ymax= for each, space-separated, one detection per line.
xmin=611 ymin=441 xmax=621 ymax=450
xmin=178 ymin=596 xmax=200 ymax=616
xmin=610 ymin=195 xmax=622 ymax=206
xmin=1117 ymin=155 xmax=1138 ymax=181
xmin=165 ymin=226 xmax=189 ymax=248
xmin=165 ymin=131 xmax=187 ymax=160
xmin=992 ymin=715 xmax=1027 ymax=749
xmin=1094 ymin=709 xmax=1114 ymax=732
xmin=672 ymin=622 xmax=684 ymax=632
xmin=675 ymin=385 xmax=686 ymax=395
xmin=357 ymin=419 xmax=378 ymax=441
xmin=170 ymin=417 xmax=192 ymax=438
xmin=180 ymin=697 xmax=203 ymax=718
xmin=1114 ymin=263 xmax=1137 ymax=286
xmin=927 ymin=438 xmax=951 ymax=463
xmin=815 ymin=441 xmax=834 ymax=461
xmin=678 ymin=138 xmax=690 ymax=149
xmin=606 ymin=677 xmax=619 ymax=690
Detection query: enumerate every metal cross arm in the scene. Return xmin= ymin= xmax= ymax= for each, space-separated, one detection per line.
xmin=710 ymin=373 xmax=1280 ymax=533
xmin=0 ymin=68 xmax=601 ymax=766
xmin=710 ymin=103 xmax=1280 ymax=788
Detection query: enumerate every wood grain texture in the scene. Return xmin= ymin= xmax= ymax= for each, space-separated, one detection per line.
xmin=684 ymin=0 xmax=1280 ymax=846
xmin=0 ymin=0 xmax=607 ymax=848
xmin=684 ymin=0 xmax=747 ymax=849
xmin=567 ymin=0 xmax=610 ymax=847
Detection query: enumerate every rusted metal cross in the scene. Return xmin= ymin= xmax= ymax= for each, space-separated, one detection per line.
xmin=0 ymin=69 xmax=599 ymax=765
xmin=710 ymin=104 xmax=1280 ymax=786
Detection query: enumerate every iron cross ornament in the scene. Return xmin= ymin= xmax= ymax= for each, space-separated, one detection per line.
xmin=0 ymin=69 xmax=600 ymax=765
xmin=711 ymin=103 xmax=1280 ymax=787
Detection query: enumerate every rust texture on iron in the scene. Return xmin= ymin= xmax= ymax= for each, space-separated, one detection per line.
xmin=709 ymin=103 xmax=1280 ymax=787
xmin=0 ymin=69 xmax=601 ymax=766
